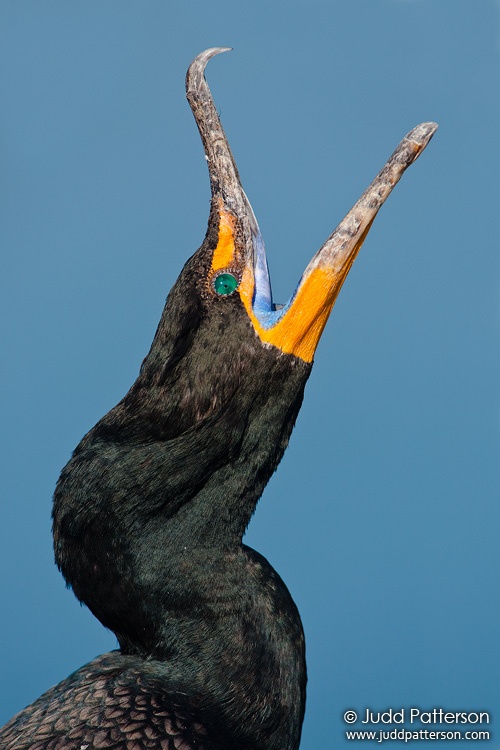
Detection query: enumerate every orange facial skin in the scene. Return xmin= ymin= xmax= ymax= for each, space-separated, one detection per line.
xmin=210 ymin=206 xmax=370 ymax=363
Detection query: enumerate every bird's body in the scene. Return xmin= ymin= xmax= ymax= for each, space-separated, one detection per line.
xmin=0 ymin=49 xmax=436 ymax=750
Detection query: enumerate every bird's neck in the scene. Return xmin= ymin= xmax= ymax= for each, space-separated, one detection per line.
xmin=53 ymin=344 xmax=311 ymax=748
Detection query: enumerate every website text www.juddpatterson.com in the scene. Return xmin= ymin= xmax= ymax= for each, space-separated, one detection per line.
xmin=342 ymin=708 xmax=491 ymax=743
xmin=345 ymin=728 xmax=490 ymax=743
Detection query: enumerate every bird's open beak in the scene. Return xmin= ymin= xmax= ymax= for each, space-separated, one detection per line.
xmin=186 ymin=48 xmax=437 ymax=363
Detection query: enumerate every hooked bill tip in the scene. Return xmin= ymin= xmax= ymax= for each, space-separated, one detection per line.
xmin=189 ymin=47 xmax=232 ymax=74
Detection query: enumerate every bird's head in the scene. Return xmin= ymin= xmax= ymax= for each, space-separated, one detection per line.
xmin=135 ymin=48 xmax=436 ymax=433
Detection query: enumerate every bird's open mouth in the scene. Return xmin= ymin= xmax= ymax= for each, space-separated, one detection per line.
xmin=187 ymin=48 xmax=437 ymax=362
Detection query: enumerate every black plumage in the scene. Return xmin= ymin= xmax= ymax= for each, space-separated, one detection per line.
xmin=0 ymin=49 xmax=436 ymax=750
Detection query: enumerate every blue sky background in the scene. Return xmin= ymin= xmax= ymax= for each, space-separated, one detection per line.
xmin=1 ymin=2 xmax=499 ymax=748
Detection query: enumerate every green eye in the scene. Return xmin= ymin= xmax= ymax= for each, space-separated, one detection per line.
xmin=213 ymin=272 xmax=239 ymax=296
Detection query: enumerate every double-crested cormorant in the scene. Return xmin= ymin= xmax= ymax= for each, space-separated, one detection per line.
xmin=0 ymin=49 xmax=436 ymax=750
